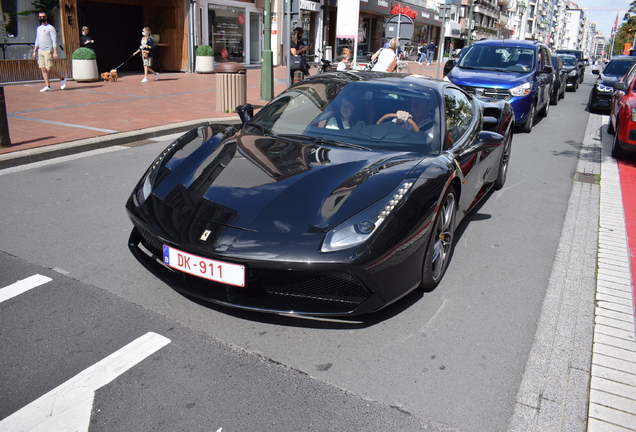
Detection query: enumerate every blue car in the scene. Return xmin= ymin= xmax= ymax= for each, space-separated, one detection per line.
xmin=445 ymin=39 xmax=554 ymax=133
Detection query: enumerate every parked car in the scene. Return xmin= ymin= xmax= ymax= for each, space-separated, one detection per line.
xmin=443 ymin=48 xmax=462 ymax=76
xmin=588 ymin=55 xmax=636 ymax=113
xmin=555 ymin=49 xmax=587 ymax=83
xmin=126 ymin=72 xmax=514 ymax=317
xmin=608 ymin=62 xmax=636 ymax=158
xmin=445 ymin=39 xmax=553 ymax=133
xmin=560 ymin=54 xmax=580 ymax=91
xmin=551 ymin=54 xmax=567 ymax=104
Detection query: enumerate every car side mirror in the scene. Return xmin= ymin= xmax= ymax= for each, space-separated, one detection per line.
xmin=540 ymin=65 xmax=553 ymax=74
xmin=236 ymin=104 xmax=254 ymax=124
xmin=592 ymin=69 xmax=600 ymax=75
xmin=614 ymin=82 xmax=628 ymax=92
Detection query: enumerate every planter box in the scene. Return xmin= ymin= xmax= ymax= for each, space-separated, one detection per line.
xmin=196 ymin=56 xmax=215 ymax=73
xmin=72 ymin=59 xmax=98 ymax=82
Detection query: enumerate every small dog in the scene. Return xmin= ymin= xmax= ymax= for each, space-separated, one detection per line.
xmin=109 ymin=69 xmax=118 ymax=81
xmin=101 ymin=72 xmax=112 ymax=83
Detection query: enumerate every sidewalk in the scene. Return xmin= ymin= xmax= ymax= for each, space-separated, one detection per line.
xmin=0 ymin=61 xmax=445 ymax=168
xmin=1 ymin=64 xmax=635 ymax=431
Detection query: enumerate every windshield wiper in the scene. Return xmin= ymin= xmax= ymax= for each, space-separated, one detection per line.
xmin=278 ymin=134 xmax=372 ymax=150
xmin=244 ymin=121 xmax=273 ymax=136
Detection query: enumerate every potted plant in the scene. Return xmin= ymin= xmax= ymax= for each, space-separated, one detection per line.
xmin=195 ymin=44 xmax=215 ymax=73
xmin=71 ymin=47 xmax=98 ymax=82
xmin=147 ymin=13 xmax=165 ymax=43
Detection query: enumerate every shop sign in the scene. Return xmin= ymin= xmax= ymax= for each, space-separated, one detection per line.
xmin=300 ymin=0 xmax=319 ymax=11
xmin=390 ymin=3 xmax=417 ymax=19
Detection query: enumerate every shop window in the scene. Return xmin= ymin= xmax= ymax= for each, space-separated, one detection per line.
xmin=209 ymin=4 xmax=246 ymax=63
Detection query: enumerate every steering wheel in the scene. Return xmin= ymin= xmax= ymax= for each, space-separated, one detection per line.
xmin=376 ymin=113 xmax=420 ymax=132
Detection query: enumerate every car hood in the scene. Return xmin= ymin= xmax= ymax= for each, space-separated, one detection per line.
xmin=596 ymin=73 xmax=621 ymax=86
xmin=147 ymin=127 xmax=424 ymax=234
xmin=448 ymin=67 xmax=530 ymax=88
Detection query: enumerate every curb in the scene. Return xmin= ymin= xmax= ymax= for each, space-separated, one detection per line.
xmin=0 ymin=116 xmax=240 ymax=170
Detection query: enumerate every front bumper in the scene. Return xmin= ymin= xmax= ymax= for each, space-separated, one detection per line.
xmin=589 ymin=89 xmax=613 ymax=110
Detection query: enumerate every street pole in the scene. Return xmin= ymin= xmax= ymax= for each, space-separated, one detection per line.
xmin=261 ymin=0 xmax=273 ymax=101
xmin=0 ymin=87 xmax=10 ymax=148
xmin=466 ymin=0 xmax=475 ymax=46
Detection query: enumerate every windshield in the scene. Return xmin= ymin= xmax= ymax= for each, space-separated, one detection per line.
xmin=562 ymin=56 xmax=576 ymax=66
xmin=245 ymin=79 xmax=442 ymax=153
xmin=557 ymin=50 xmax=582 ymax=61
xmin=604 ymin=60 xmax=636 ymax=77
xmin=458 ymin=45 xmax=535 ymax=73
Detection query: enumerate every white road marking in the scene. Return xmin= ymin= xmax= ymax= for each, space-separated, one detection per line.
xmin=0 ymin=274 xmax=52 ymax=303
xmin=0 ymin=146 xmax=127 ymax=176
xmin=0 ymin=332 xmax=171 ymax=432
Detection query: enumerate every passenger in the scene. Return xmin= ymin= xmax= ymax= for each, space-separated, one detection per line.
xmin=395 ymin=97 xmax=435 ymax=132
xmin=324 ymin=96 xmax=365 ymax=130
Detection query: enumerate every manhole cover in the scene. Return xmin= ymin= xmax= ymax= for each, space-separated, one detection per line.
xmin=575 ymin=173 xmax=597 ymax=184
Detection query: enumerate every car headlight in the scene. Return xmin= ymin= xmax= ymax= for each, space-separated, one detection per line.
xmin=321 ymin=180 xmax=415 ymax=252
xmin=596 ymin=83 xmax=614 ymax=93
xmin=631 ymin=106 xmax=636 ymax=122
xmin=134 ymin=138 xmax=182 ymax=206
xmin=509 ymin=82 xmax=532 ymax=97
xmin=568 ymin=70 xmax=578 ymax=77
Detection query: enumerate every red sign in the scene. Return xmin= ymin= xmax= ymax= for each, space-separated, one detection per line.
xmin=238 ymin=14 xmax=244 ymax=25
xmin=221 ymin=48 xmax=229 ymax=59
xmin=390 ymin=3 xmax=417 ymax=19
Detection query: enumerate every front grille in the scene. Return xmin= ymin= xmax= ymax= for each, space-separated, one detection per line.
xmin=459 ymin=85 xmax=511 ymax=100
xmin=133 ymin=221 xmax=163 ymax=255
xmin=253 ymin=269 xmax=371 ymax=305
xmin=129 ymin=224 xmax=373 ymax=314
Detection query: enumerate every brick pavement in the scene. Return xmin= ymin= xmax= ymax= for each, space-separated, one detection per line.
xmin=1 ymin=63 xmax=635 ymax=431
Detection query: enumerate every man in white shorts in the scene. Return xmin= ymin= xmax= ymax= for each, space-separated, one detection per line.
xmin=32 ymin=12 xmax=67 ymax=92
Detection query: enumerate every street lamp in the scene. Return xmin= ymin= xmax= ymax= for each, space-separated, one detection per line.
xmin=517 ymin=1 xmax=527 ymax=40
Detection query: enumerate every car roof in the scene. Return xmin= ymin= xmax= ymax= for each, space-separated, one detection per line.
xmin=471 ymin=38 xmax=543 ymax=48
xmin=607 ymin=55 xmax=636 ymax=62
xmin=305 ymin=71 xmax=448 ymax=91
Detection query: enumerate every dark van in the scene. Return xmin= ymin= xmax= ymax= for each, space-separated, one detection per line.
xmin=555 ymin=49 xmax=586 ymax=83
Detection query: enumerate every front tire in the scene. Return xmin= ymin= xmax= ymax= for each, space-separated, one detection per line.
xmin=521 ymin=104 xmax=535 ymax=133
xmin=421 ymin=187 xmax=457 ymax=291
xmin=494 ymin=127 xmax=513 ymax=190
xmin=612 ymin=124 xmax=627 ymax=159
xmin=538 ymin=99 xmax=550 ymax=117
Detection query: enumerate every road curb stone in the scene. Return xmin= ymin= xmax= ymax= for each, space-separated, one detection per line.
xmin=507 ymin=113 xmax=602 ymax=432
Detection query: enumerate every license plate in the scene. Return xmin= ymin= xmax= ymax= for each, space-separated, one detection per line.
xmin=162 ymin=245 xmax=245 ymax=287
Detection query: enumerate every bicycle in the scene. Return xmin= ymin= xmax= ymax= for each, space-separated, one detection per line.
xmin=396 ymin=60 xmax=411 ymax=74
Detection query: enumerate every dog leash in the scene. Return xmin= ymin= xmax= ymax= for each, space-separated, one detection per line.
xmin=113 ymin=53 xmax=136 ymax=71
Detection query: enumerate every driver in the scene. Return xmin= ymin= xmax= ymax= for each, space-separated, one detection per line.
xmin=395 ymin=97 xmax=434 ymax=131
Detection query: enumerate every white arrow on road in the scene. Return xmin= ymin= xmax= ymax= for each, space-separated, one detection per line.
xmin=0 ymin=332 xmax=171 ymax=432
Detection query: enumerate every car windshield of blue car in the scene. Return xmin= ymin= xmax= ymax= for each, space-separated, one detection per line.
xmin=458 ymin=45 xmax=535 ymax=73
xmin=604 ymin=60 xmax=635 ymax=77
xmin=245 ymin=80 xmax=442 ymax=153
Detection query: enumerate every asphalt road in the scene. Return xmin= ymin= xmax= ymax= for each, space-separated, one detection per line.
xmin=0 ymin=77 xmax=593 ymax=432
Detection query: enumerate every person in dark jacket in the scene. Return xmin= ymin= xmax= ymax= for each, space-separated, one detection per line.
xmin=133 ymin=26 xmax=158 ymax=82
xmin=80 ymin=26 xmax=95 ymax=52
xmin=426 ymin=40 xmax=436 ymax=65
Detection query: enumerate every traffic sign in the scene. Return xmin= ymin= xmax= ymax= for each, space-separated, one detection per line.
xmin=385 ymin=14 xmax=414 ymax=42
